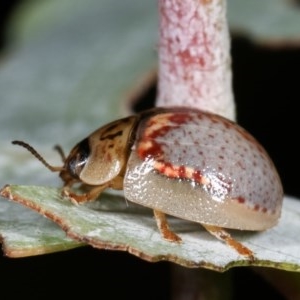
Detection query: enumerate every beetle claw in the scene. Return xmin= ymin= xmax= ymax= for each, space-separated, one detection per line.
xmin=202 ymin=224 xmax=254 ymax=259
xmin=61 ymin=185 xmax=107 ymax=204
xmin=61 ymin=188 xmax=82 ymax=205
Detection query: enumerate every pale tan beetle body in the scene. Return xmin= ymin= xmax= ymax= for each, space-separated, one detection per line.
xmin=13 ymin=107 xmax=284 ymax=258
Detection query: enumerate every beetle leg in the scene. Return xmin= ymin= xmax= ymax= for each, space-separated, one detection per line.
xmin=202 ymin=224 xmax=254 ymax=259
xmin=153 ymin=210 xmax=182 ymax=243
xmin=62 ymin=184 xmax=108 ymax=204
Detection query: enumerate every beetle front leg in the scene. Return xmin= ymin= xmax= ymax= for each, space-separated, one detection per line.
xmin=153 ymin=210 xmax=182 ymax=243
xmin=202 ymin=224 xmax=254 ymax=259
xmin=62 ymin=184 xmax=108 ymax=204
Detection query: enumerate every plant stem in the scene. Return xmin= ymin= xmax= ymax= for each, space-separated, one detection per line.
xmin=156 ymin=0 xmax=235 ymax=121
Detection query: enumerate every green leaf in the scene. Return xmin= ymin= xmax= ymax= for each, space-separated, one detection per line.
xmin=228 ymin=0 xmax=300 ymax=44
xmin=1 ymin=185 xmax=300 ymax=272
xmin=0 ymin=189 xmax=83 ymax=257
xmin=0 ymin=0 xmax=157 ymax=145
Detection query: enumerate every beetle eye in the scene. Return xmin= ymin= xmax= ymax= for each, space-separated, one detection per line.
xmin=68 ymin=153 xmax=87 ymax=178
xmin=67 ymin=138 xmax=90 ymax=179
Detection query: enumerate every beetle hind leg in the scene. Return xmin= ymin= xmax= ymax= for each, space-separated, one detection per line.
xmin=202 ymin=224 xmax=254 ymax=259
xmin=153 ymin=210 xmax=182 ymax=243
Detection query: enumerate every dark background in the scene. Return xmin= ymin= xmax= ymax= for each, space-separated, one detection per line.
xmin=1 ymin=1 xmax=298 ymax=299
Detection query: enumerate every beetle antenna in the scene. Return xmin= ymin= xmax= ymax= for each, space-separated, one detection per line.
xmin=12 ymin=140 xmax=63 ymax=172
xmin=53 ymin=144 xmax=66 ymax=162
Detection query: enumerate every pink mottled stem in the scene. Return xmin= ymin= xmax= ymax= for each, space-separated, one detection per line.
xmin=156 ymin=0 xmax=235 ymax=120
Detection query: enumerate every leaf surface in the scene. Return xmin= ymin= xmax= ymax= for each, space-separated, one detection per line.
xmin=1 ymin=185 xmax=300 ymax=272
xmin=228 ymin=0 xmax=300 ymax=44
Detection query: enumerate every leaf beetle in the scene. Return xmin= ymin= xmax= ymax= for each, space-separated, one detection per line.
xmin=13 ymin=107 xmax=283 ymax=258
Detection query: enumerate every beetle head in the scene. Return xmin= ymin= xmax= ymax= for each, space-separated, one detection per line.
xmin=12 ymin=116 xmax=137 ymax=187
xmin=58 ymin=138 xmax=90 ymax=184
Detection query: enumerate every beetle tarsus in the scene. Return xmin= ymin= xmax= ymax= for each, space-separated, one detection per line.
xmin=202 ymin=224 xmax=254 ymax=259
xmin=62 ymin=185 xmax=107 ymax=204
xmin=154 ymin=210 xmax=182 ymax=243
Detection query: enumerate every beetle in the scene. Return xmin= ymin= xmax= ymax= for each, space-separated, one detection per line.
xmin=13 ymin=107 xmax=283 ymax=258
